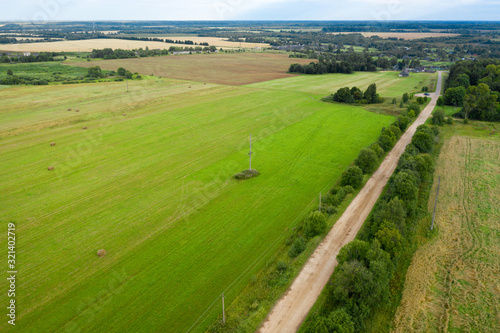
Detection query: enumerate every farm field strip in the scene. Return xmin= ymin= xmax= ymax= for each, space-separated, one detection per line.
xmin=246 ymin=71 xmax=437 ymax=98
xmin=0 ymin=37 xmax=265 ymax=53
xmin=68 ymin=53 xmax=315 ymax=86
xmin=392 ymin=133 xmax=500 ymax=332
xmin=0 ymin=77 xmax=393 ymax=332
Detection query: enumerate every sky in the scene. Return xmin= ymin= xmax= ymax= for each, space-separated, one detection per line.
xmin=2 ymin=0 xmax=500 ymax=22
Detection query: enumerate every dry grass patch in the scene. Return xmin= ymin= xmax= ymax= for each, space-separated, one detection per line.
xmin=392 ymin=136 xmax=500 ymax=332
xmin=69 ymin=53 xmax=313 ymax=85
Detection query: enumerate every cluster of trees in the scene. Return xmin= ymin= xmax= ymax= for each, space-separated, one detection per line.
xmin=328 ymin=83 xmax=381 ymax=104
xmin=289 ymin=53 xmax=377 ymax=74
xmin=302 ymin=124 xmax=439 ymax=332
xmin=163 ymin=39 xmax=208 ymax=46
xmin=444 ymin=60 xmax=500 ymax=121
xmin=0 ymin=52 xmax=61 ymax=63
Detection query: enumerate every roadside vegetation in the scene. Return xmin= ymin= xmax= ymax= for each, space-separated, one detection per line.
xmin=300 ymin=120 xmax=448 ymax=332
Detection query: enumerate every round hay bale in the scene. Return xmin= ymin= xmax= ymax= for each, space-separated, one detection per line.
xmin=67 ymin=108 xmax=72 ymax=111
xmin=82 ymin=127 xmax=87 ymax=130
xmin=48 ymin=166 xmax=54 ymax=171
xmin=50 ymin=142 xmax=56 ymax=146
xmin=189 ymin=86 xmax=191 ymax=88
xmin=123 ymin=113 xmax=127 ymax=116
xmin=97 ymin=249 xmax=107 ymax=257
xmin=75 ymin=110 xmax=79 ymax=112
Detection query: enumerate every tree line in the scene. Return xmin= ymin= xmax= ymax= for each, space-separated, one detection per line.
xmin=301 ymin=123 xmax=441 ymax=333
xmin=443 ymin=60 xmax=500 ymax=121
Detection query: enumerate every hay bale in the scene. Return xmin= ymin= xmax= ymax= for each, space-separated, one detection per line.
xmin=50 ymin=142 xmax=56 ymax=146
xmin=82 ymin=127 xmax=87 ymax=130
xmin=48 ymin=166 xmax=54 ymax=171
xmin=123 ymin=113 xmax=127 ymax=116
xmin=68 ymin=108 xmax=72 ymax=111
xmin=75 ymin=110 xmax=79 ymax=112
xmin=189 ymin=86 xmax=191 ymax=88
xmin=97 ymin=249 xmax=107 ymax=257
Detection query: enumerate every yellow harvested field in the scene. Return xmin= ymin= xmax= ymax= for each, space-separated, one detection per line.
xmin=330 ymin=32 xmax=460 ymax=40
xmin=392 ymin=134 xmax=500 ymax=332
xmin=146 ymin=36 xmax=269 ymax=48
xmin=0 ymin=37 xmax=268 ymax=53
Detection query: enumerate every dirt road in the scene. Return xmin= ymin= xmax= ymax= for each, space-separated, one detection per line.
xmin=258 ymin=72 xmax=443 ymax=333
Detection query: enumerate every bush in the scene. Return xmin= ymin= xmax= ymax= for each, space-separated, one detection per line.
xmin=463 ymin=118 xmax=469 ymax=124
xmin=446 ymin=117 xmax=454 ymax=125
xmin=340 ymin=166 xmax=363 ymax=189
xmin=355 ymin=148 xmax=378 ymax=174
xmin=432 ymin=109 xmax=445 ymax=126
xmin=416 ymin=96 xmax=424 ymax=104
xmin=304 ymin=211 xmax=327 ymax=239
xmin=276 ymin=260 xmax=288 ymax=272
xmin=391 ymin=98 xmax=397 ymax=104
xmin=370 ymin=143 xmax=384 ymax=157
xmin=234 ymin=169 xmax=260 ymax=180
xmin=407 ymin=102 xmax=421 ymax=116
xmin=402 ymin=93 xmax=409 ymax=103
xmin=408 ymin=110 xmax=415 ymax=118
xmin=396 ymin=115 xmax=410 ymax=131
xmin=437 ymin=96 xmax=444 ymax=107
xmin=412 ymin=132 xmax=434 ymax=153
xmin=289 ymin=237 xmax=306 ymax=258
xmin=378 ymin=134 xmax=394 ymax=152
xmin=343 ymin=185 xmax=354 ymax=194
xmin=7 ymin=69 xmax=13 ymax=76
xmin=389 ymin=125 xmax=402 ymax=139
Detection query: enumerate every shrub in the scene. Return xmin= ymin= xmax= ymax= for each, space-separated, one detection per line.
xmin=340 ymin=166 xmax=363 ymax=189
xmin=343 ymin=185 xmax=354 ymax=194
xmin=396 ymin=115 xmax=410 ymax=131
xmin=407 ymin=102 xmax=421 ymax=116
xmin=432 ymin=109 xmax=445 ymax=126
xmin=355 ymin=148 xmax=378 ymax=174
xmin=463 ymin=118 xmax=469 ymax=124
xmin=412 ymin=132 xmax=434 ymax=153
xmin=446 ymin=117 xmax=454 ymax=125
xmin=408 ymin=110 xmax=415 ymax=118
xmin=370 ymin=143 xmax=384 ymax=157
xmin=389 ymin=125 xmax=402 ymax=139
xmin=402 ymin=93 xmax=409 ymax=103
xmin=416 ymin=96 xmax=424 ymax=104
xmin=437 ymin=96 xmax=444 ymax=106
xmin=234 ymin=169 xmax=260 ymax=180
xmin=378 ymin=134 xmax=394 ymax=152
xmin=391 ymin=98 xmax=397 ymax=104
xmin=304 ymin=211 xmax=327 ymax=239
xmin=7 ymin=69 xmax=13 ymax=76
xmin=276 ymin=260 xmax=288 ymax=272
xmin=288 ymin=237 xmax=306 ymax=258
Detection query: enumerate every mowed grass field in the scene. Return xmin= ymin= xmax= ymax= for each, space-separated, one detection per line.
xmin=0 ymin=75 xmax=393 ymax=332
xmin=392 ymin=123 xmax=500 ymax=332
xmin=247 ymin=71 xmax=437 ymax=98
xmin=70 ymin=53 xmax=314 ymax=85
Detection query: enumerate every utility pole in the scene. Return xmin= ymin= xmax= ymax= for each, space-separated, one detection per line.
xmin=248 ymin=134 xmax=253 ymax=170
xmin=431 ymin=176 xmax=441 ymax=230
xmin=222 ymin=292 xmax=225 ymax=325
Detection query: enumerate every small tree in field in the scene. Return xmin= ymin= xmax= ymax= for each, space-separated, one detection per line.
xmin=7 ymin=69 xmax=13 ymax=76
xmin=87 ymin=66 xmax=102 ymax=78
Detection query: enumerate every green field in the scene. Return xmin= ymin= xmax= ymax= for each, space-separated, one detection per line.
xmin=0 ymin=62 xmax=91 ymax=83
xmin=0 ymin=74 xmax=394 ymax=332
xmin=247 ymin=71 xmax=437 ymax=98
